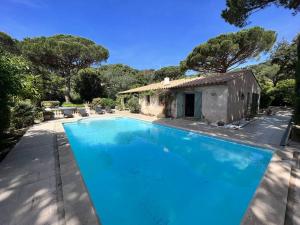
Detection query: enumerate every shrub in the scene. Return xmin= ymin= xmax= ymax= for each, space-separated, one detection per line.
xmin=91 ymin=98 xmax=102 ymax=109
xmin=41 ymin=101 xmax=60 ymax=108
xmin=259 ymin=78 xmax=275 ymax=109
xmin=127 ymin=97 xmax=140 ymax=113
xmin=101 ymin=98 xmax=116 ymax=108
xmin=272 ymin=79 xmax=295 ymax=106
xmin=91 ymin=98 xmax=116 ymax=109
xmin=11 ymin=101 xmax=35 ymax=129
xmin=116 ymin=95 xmax=125 ymax=110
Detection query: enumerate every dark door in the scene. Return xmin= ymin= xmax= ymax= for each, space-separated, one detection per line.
xmin=251 ymin=93 xmax=259 ymax=115
xmin=185 ymin=94 xmax=195 ymax=117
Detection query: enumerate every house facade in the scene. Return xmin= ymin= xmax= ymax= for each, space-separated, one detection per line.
xmin=119 ymin=70 xmax=261 ymax=123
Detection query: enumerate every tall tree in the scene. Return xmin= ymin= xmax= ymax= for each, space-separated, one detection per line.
xmin=249 ymin=61 xmax=280 ymax=86
xmin=153 ymin=66 xmax=185 ymax=81
xmin=222 ymin=0 xmax=300 ymax=27
xmin=221 ymin=0 xmax=300 ymax=125
xmin=183 ymin=27 xmax=276 ymax=73
xmin=271 ymin=40 xmax=297 ymax=85
xmin=74 ymin=68 xmax=104 ymax=101
xmin=20 ymin=35 xmax=109 ymax=102
xmin=97 ymin=64 xmax=141 ymax=98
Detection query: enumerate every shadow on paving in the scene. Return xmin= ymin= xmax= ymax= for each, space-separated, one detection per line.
xmin=56 ymin=131 xmax=100 ymax=225
xmin=0 ymin=123 xmax=61 ymax=225
xmin=150 ymin=110 xmax=291 ymax=149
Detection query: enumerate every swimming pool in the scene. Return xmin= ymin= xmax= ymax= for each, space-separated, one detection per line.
xmin=63 ymin=117 xmax=272 ymax=225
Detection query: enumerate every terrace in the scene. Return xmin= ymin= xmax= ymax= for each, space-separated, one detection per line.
xmin=0 ymin=109 xmax=299 ymax=225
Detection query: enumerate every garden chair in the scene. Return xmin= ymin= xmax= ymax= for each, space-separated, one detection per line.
xmin=105 ymin=106 xmax=114 ymax=113
xmin=63 ymin=108 xmax=74 ymax=118
xmin=78 ymin=108 xmax=89 ymax=117
xmin=95 ymin=106 xmax=105 ymax=114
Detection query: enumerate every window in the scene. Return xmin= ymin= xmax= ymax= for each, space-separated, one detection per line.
xmin=146 ymin=95 xmax=150 ymax=105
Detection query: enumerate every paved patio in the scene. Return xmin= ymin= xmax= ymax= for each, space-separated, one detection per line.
xmin=0 ymin=110 xmax=298 ymax=225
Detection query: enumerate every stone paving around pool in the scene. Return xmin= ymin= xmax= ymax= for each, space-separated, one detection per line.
xmin=0 ymin=110 xmax=299 ymax=225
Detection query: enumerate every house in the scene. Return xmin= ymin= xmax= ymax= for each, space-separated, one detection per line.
xmin=119 ymin=70 xmax=261 ymax=123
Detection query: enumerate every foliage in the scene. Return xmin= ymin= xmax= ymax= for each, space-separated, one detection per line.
xmin=11 ymin=101 xmax=35 ymax=129
xmin=91 ymin=98 xmax=102 ymax=109
xmin=127 ymin=96 xmax=140 ymax=113
xmin=20 ymin=34 xmax=109 ymax=102
xmin=257 ymin=76 xmax=275 ymax=108
xmin=295 ymin=36 xmax=300 ymax=124
xmin=183 ymin=27 xmax=276 ymax=73
xmin=96 ymin=64 xmax=142 ymax=98
xmin=41 ymin=72 xmax=65 ymax=102
xmin=90 ymin=97 xmax=115 ymax=109
xmin=75 ymin=68 xmax=104 ymax=101
xmin=137 ymin=69 xmax=156 ymax=85
xmin=0 ymin=51 xmax=28 ymax=136
xmin=153 ymin=66 xmax=184 ymax=81
xmin=249 ymin=62 xmax=280 ymax=86
xmin=0 ymin=31 xmax=19 ymax=54
xmin=221 ymin=0 xmax=300 ymax=27
xmin=271 ymin=40 xmax=297 ymax=85
xmin=116 ymin=95 xmax=125 ymax=110
xmin=101 ymin=98 xmax=116 ymax=108
xmin=41 ymin=101 xmax=60 ymax=108
xmin=271 ymin=79 xmax=296 ymax=106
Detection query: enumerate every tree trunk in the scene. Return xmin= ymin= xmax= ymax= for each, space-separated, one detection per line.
xmin=64 ymin=77 xmax=71 ymax=103
xmin=295 ymin=36 xmax=300 ymax=125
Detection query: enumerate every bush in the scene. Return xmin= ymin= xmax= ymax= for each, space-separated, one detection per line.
xmin=91 ymin=98 xmax=116 ymax=109
xmin=116 ymin=95 xmax=125 ymax=110
xmin=41 ymin=101 xmax=60 ymax=108
xmin=91 ymin=98 xmax=102 ymax=109
xmin=101 ymin=98 xmax=116 ymax=108
xmin=11 ymin=101 xmax=35 ymax=129
xmin=259 ymin=78 xmax=275 ymax=108
xmin=272 ymin=79 xmax=295 ymax=106
xmin=127 ymin=97 xmax=140 ymax=113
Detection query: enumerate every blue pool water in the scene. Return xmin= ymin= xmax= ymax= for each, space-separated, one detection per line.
xmin=63 ymin=117 xmax=272 ymax=225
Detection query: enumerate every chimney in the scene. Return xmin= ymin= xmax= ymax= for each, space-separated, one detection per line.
xmin=163 ymin=77 xmax=170 ymax=86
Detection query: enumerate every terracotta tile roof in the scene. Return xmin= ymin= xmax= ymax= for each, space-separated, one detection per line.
xmin=119 ymin=70 xmax=253 ymax=94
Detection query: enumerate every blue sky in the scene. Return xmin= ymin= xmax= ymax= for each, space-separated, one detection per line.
xmin=1 ymin=0 xmax=300 ymax=70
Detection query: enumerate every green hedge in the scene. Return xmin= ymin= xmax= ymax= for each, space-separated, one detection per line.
xmin=41 ymin=101 xmax=60 ymax=108
xmin=11 ymin=101 xmax=35 ymax=129
xmin=91 ymin=98 xmax=116 ymax=109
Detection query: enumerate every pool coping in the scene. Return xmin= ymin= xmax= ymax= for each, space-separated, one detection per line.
xmin=56 ymin=115 xmax=293 ymax=225
xmin=54 ymin=121 xmax=101 ymax=225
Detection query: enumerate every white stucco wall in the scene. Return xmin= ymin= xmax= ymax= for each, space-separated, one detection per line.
xmin=172 ymin=85 xmax=229 ymax=123
xmin=139 ymin=95 xmax=165 ymax=117
xmin=196 ymin=85 xmax=228 ymax=123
